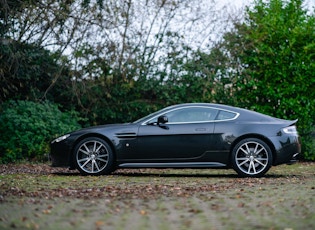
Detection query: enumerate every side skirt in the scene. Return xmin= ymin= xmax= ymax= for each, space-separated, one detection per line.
xmin=117 ymin=162 xmax=227 ymax=169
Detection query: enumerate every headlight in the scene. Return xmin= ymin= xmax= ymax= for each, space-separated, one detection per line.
xmin=52 ymin=134 xmax=70 ymax=143
xmin=282 ymin=126 xmax=298 ymax=134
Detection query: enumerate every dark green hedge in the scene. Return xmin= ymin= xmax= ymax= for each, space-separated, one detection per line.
xmin=0 ymin=100 xmax=82 ymax=163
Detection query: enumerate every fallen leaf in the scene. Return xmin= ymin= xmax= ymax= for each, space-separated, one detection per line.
xmin=42 ymin=209 xmax=51 ymax=214
xmin=238 ymin=202 xmax=245 ymax=208
xmin=95 ymin=220 xmax=105 ymax=227
xmin=140 ymin=210 xmax=147 ymax=215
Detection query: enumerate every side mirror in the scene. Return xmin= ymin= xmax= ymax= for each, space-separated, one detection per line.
xmin=157 ymin=115 xmax=168 ymax=125
xmin=157 ymin=115 xmax=169 ymax=130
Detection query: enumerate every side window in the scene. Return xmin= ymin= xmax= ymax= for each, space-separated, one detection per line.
xmin=166 ymin=107 xmax=218 ymax=123
xmin=216 ymin=110 xmax=237 ymax=120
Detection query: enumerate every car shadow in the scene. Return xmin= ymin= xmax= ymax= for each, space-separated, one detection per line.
xmin=52 ymin=170 xmax=288 ymax=178
xmin=112 ymin=172 xmax=289 ymax=179
xmin=52 ymin=171 xmax=81 ymax=176
xmin=112 ymin=171 xmax=237 ymax=178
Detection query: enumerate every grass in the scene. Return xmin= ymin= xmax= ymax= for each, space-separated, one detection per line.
xmin=0 ymin=162 xmax=314 ymax=230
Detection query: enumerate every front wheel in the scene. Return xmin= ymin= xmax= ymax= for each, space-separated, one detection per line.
xmin=73 ymin=137 xmax=114 ymax=175
xmin=231 ymin=138 xmax=273 ymax=177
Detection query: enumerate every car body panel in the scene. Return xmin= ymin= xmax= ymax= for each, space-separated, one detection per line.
xmin=133 ymin=122 xmax=214 ymax=160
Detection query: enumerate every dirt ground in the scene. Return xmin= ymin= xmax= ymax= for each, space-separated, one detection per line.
xmin=0 ymin=162 xmax=314 ymax=230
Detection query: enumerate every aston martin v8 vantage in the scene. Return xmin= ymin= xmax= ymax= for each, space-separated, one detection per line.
xmin=50 ymin=103 xmax=301 ymax=177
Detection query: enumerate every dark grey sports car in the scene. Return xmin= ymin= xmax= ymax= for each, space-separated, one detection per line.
xmin=50 ymin=103 xmax=301 ymax=177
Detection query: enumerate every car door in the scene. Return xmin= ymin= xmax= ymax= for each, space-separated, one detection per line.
xmin=134 ymin=106 xmax=218 ymax=160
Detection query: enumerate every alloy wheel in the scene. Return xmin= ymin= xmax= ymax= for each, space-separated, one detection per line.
xmin=232 ymin=138 xmax=272 ymax=177
xmin=75 ymin=138 xmax=112 ymax=175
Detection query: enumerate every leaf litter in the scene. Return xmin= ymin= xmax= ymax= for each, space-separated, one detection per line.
xmin=0 ymin=162 xmax=314 ymax=230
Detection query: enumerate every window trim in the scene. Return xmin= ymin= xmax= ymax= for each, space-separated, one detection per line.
xmin=141 ymin=106 xmax=239 ymax=125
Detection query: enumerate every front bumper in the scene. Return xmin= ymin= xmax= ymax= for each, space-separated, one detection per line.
xmin=50 ymin=139 xmax=73 ymax=168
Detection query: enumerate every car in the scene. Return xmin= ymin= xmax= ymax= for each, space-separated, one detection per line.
xmin=50 ymin=103 xmax=301 ymax=177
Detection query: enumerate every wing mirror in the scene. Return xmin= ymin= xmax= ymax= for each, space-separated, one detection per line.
xmin=157 ymin=115 xmax=169 ymax=129
xmin=157 ymin=115 xmax=168 ymax=124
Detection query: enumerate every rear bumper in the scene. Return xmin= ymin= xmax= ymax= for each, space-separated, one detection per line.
xmin=271 ymin=135 xmax=301 ymax=165
xmin=288 ymin=152 xmax=300 ymax=164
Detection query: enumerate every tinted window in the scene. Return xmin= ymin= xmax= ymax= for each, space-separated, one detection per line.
xmin=216 ymin=110 xmax=237 ymax=120
xmin=164 ymin=107 xmax=218 ymax=123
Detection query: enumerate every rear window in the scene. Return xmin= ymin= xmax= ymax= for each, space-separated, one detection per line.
xmin=216 ymin=110 xmax=237 ymax=120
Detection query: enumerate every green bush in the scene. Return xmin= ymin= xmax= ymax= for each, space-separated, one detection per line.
xmin=302 ymin=127 xmax=315 ymax=161
xmin=0 ymin=100 xmax=82 ymax=163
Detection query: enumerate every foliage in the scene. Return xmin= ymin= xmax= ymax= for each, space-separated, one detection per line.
xmin=0 ymin=40 xmax=68 ymax=103
xmin=0 ymin=100 xmax=82 ymax=163
xmin=0 ymin=0 xmax=28 ymax=36
xmin=68 ymin=39 xmax=222 ymax=125
xmin=218 ymin=0 xmax=315 ymax=160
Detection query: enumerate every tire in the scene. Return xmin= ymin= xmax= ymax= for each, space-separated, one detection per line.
xmin=73 ymin=137 xmax=114 ymax=175
xmin=231 ymin=138 xmax=273 ymax=177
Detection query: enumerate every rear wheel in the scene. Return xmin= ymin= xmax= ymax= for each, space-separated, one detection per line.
xmin=232 ymin=138 xmax=272 ymax=177
xmin=74 ymin=137 xmax=114 ymax=175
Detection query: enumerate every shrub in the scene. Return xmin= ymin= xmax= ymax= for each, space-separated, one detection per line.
xmin=0 ymin=100 xmax=82 ymax=163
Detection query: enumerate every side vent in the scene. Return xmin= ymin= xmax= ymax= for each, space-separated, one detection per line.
xmin=115 ymin=133 xmax=137 ymax=139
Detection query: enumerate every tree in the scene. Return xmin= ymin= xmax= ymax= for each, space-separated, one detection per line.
xmin=1 ymin=0 xmax=229 ymax=120
xmin=219 ymin=0 xmax=315 ymax=159
xmin=0 ymin=0 xmax=25 ymax=36
xmin=0 ymin=40 xmax=72 ymax=102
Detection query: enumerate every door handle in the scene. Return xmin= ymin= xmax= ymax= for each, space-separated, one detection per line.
xmin=195 ymin=128 xmax=206 ymax=132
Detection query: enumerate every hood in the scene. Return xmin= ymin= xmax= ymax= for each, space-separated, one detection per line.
xmin=71 ymin=123 xmax=132 ymax=135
